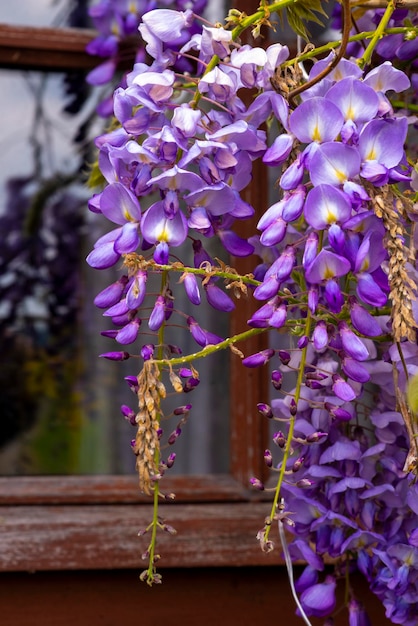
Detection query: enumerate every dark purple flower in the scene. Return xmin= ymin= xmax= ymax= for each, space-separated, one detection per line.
xmin=242 ymin=349 xmax=275 ymax=368
xmin=99 ymin=351 xmax=130 ymax=361
xmin=204 ymin=283 xmax=235 ymax=312
xmin=300 ymin=576 xmax=336 ymax=617
xmin=148 ymin=295 xmax=166 ymax=331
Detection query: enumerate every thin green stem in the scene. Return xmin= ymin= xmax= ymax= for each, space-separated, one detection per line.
xmin=392 ymin=100 xmax=418 ymax=113
xmin=288 ymin=0 xmax=351 ymax=105
xmin=230 ymin=0 xmax=297 ymax=40
xmin=357 ymin=0 xmax=396 ymax=69
xmin=145 ymin=270 xmax=168 ymax=585
xmin=153 ymin=326 xmax=267 ymax=367
xmin=283 ymin=27 xmax=418 ymax=68
xmin=151 ymin=261 xmax=261 ymax=286
xmin=397 ymin=341 xmax=410 ymax=384
xmin=264 ymin=310 xmax=312 ymax=542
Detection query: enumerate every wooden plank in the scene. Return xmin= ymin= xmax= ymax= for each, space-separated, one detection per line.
xmin=0 ymin=568 xmax=393 ymax=626
xmin=0 ymin=474 xmax=253 ymax=505
xmin=0 ymin=24 xmax=99 ymax=71
xmin=0 ymin=502 xmax=283 ymax=571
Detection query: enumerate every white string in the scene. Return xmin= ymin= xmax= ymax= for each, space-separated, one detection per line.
xmin=278 ymin=517 xmax=313 ymax=626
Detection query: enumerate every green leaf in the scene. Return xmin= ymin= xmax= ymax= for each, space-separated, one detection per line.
xmin=407 ymin=373 xmax=418 ymax=415
xmin=87 ymin=160 xmax=106 ymax=189
xmin=285 ymin=0 xmax=328 ymax=40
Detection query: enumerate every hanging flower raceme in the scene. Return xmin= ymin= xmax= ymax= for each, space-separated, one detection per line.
xmin=84 ymin=0 xmax=418 ymax=613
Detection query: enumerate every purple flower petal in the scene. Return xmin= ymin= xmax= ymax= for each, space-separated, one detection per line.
xmin=305 ymin=249 xmax=351 ymax=283
xmin=300 ymin=577 xmax=336 ymax=618
xmin=262 ymin=134 xmax=294 ymax=165
xmin=116 ymin=319 xmax=141 ymax=345
xmin=304 ymin=184 xmax=352 ymax=229
xmin=326 ymin=77 xmax=379 ymax=122
xmin=205 ymin=283 xmax=235 ymax=312
xmin=86 ymin=241 xmax=121 ymax=269
xmin=359 ymin=118 xmax=407 ymax=169
xmin=182 ymin=273 xmax=201 ymax=305
xmin=309 ymin=142 xmax=361 ymax=187
xmin=338 ymin=322 xmax=369 ymax=361
xmin=332 ymin=375 xmax=357 ymax=401
xmin=342 ymin=357 xmax=370 ymax=383
xmin=289 ymin=97 xmax=344 ymax=143
xmin=242 ymin=349 xmax=275 ymax=368
xmin=357 ymin=273 xmax=387 ymax=307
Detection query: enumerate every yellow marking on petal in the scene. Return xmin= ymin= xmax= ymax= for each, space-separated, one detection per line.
xmin=366 ymin=148 xmax=377 ymax=161
xmin=326 ymin=210 xmax=337 ymax=223
xmin=335 ymin=169 xmax=347 ymax=183
xmin=346 ymin=105 xmax=355 ymax=120
xmin=312 ymin=124 xmax=322 ymax=142
xmin=123 ymin=209 xmax=133 ymax=221
xmin=323 ymin=265 xmax=335 ymax=280
xmin=158 ymin=224 xmax=169 ymax=242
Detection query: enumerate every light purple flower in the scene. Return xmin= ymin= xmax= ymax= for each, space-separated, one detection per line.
xmin=304 ymin=184 xmax=352 ymax=229
xmin=308 ymin=142 xmax=361 ymax=187
xmin=289 ymin=97 xmax=344 ymax=143
xmin=326 ymin=77 xmax=379 ymax=123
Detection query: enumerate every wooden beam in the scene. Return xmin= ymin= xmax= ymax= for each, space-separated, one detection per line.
xmin=0 ymin=502 xmax=283 ymax=571
xmin=0 ymin=24 xmax=99 ymax=71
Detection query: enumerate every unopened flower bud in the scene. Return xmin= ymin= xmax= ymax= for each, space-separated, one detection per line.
xmin=162 ymin=523 xmax=177 ymax=536
xmin=173 ymin=404 xmax=192 ymax=416
xmin=242 ymin=348 xmax=275 ymax=368
xmin=141 ymin=344 xmax=154 ymax=360
xmin=101 ymin=329 xmax=118 ymax=338
xmin=297 ymin=335 xmax=309 ymax=349
xmin=278 ymin=350 xmax=291 ymax=365
xmin=306 ymin=431 xmax=328 ymax=443
xmin=264 ymin=449 xmax=273 ymax=467
xmin=296 ymin=478 xmax=314 ymax=488
xmin=99 ymin=351 xmax=130 ymax=361
xmin=292 ymin=456 xmax=304 ymax=472
xmin=250 ymin=477 xmax=265 ymax=491
xmin=168 ymin=428 xmax=181 ymax=445
xmin=169 ymin=370 xmax=183 ymax=393
xmin=289 ymin=398 xmax=297 ymax=416
xmin=183 ymin=376 xmax=200 ymax=392
xmin=168 ymin=344 xmax=182 ymax=355
xmin=257 ymin=402 xmax=273 ymax=419
xmin=166 ymin=453 xmax=176 ymax=468
xmin=120 ymin=404 xmax=136 ymax=426
xmin=271 ymin=370 xmax=283 ymax=390
xmin=305 ymin=379 xmax=323 ymax=389
xmin=325 ymin=402 xmax=353 ymax=422
xmin=273 ymin=431 xmax=286 ymax=447
xmin=124 ymin=375 xmax=139 ymax=393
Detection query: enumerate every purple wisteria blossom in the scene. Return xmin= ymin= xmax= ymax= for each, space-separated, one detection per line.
xmin=85 ymin=1 xmax=418 ymax=613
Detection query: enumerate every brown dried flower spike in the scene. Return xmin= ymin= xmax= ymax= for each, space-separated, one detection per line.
xmin=372 ymin=187 xmax=417 ymax=343
xmin=134 ymin=361 xmax=166 ymax=495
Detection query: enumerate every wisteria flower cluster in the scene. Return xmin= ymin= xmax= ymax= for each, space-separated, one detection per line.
xmin=86 ymin=0 xmax=418 ymax=622
xmin=85 ymin=0 xmax=207 ymax=115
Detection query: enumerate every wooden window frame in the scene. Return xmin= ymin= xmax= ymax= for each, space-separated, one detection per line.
xmin=0 ymin=15 xmax=283 ymax=573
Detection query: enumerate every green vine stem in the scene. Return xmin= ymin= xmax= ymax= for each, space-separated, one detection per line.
xmin=153 ymin=326 xmax=267 ymax=367
xmin=264 ymin=310 xmax=312 ymax=545
xmin=357 ymin=0 xmax=396 ymax=68
xmin=143 ymin=270 xmax=168 ymax=585
xmin=283 ymin=26 xmax=418 ymax=68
